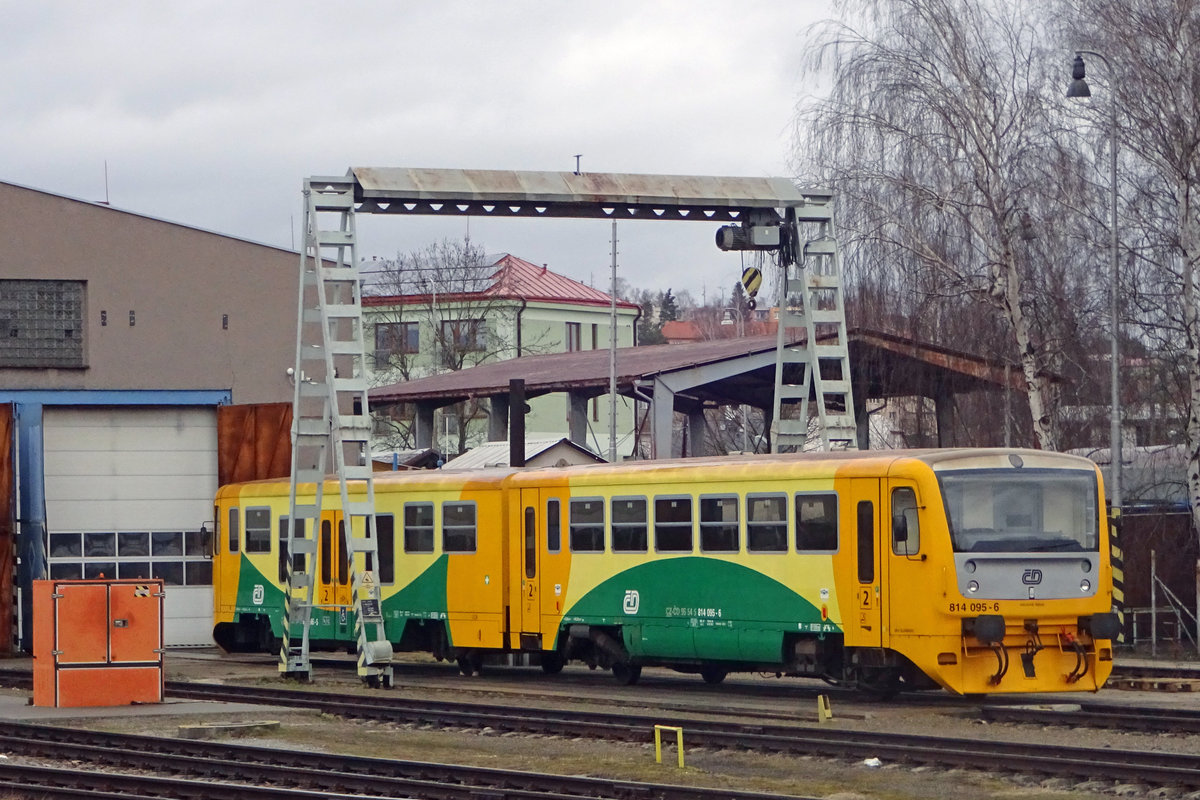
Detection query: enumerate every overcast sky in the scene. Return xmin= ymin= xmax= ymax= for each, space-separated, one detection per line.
xmin=2 ymin=2 xmax=832 ymax=303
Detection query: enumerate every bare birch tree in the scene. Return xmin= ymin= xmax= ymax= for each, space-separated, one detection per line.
xmin=795 ymin=0 xmax=1099 ymax=450
xmin=1055 ymin=0 xmax=1200 ymax=533
xmin=364 ymin=238 xmax=540 ymax=455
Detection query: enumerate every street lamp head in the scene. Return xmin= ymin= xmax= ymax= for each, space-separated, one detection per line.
xmin=1067 ymin=54 xmax=1091 ymax=98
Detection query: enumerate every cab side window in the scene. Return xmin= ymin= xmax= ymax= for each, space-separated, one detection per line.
xmin=227 ymin=507 xmax=240 ymax=553
xmin=892 ymin=487 xmax=921 ymax=556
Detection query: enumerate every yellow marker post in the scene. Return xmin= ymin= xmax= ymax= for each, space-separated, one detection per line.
xmin=817 ymin=694 xmax=833 ymax=723
xmin=654 ymin=725 xmax=685 ymax=768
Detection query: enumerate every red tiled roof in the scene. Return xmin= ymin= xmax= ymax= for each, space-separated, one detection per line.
xmin=661 ymin=320 xmax=702 ymax=342
xmin=486 ymin=254 xmax=638 ymax=309
xmin=364 ymin=253 xmax=639 ymax=311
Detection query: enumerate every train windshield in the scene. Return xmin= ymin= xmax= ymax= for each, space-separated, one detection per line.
xmin=938 ymin=468 xmax=1099 ymax=553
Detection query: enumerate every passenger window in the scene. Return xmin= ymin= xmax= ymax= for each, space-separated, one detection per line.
xmin=747 ymin=494 xmax=787 ymax=552
xmin=376 ymin=514 xmax=395 ymax=584
xmin=700 ymin=495 xmax=739 ymax=552
xmin=524 ymin=507 xmax=536 ymax=578
xmin=228 ymin=507 xmax=240 ymax=553
xmin=857 ymin=501 xmax=874 ymax=583
xmin=320 ymin=520 xmax=332 ymax=584
xmin=278 ymin=517 xmax=306 ymax=584
xmin=611 ymin=497 xmax=648 ymax=552
xmin=892 ymin=487 xmax=920 ymax=556
xmin=796 ymin=493 xmax=838 ymax=552
xmin=404 ymin=503 xmax=434 ymax=553
xmin=654 ymin=496 xmax=693 ymax=553
xmin=245 ymin=507 xmax=271 ymax=553
xmin=546 ymin=499 xmax=562 ymax=552
xmin=442 ymin=502 xmax=477 ymax=553
xmin=569 ymin=498 xmax=605 ymax=552
xmin=337 ymin=521 xmax=349 ymax=586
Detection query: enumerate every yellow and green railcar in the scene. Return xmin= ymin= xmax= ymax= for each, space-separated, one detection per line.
xmin=212 ymin=448 xmax=1117 ymax=695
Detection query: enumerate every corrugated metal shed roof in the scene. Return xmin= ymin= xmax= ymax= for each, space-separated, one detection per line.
xmin=441 ymin=438 xmax=604 ymax=470
xmin=368 ymin=327 xmax=1027 ymax=410
xmin=370 ymin=335 xmax=783 ymax=403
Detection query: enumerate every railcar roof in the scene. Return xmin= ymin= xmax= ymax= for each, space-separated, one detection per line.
xmin=218 ymin=448 xmax=1098 ymax=495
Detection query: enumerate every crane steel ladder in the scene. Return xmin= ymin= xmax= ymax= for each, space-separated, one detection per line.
xmin=771 ymin=205 xmax=858 ymax=452
xmin=280 ymin=175 xmax=393 ymax=686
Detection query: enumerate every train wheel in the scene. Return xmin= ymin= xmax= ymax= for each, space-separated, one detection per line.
xmin=857 ymin=668 xmax=901 ymax=700
xmin=700 ymin=667 xmax=727 ymax=685
xmin=542 ymin=653 xmax=565 ymax=675
xmin=612 ymin=663 xmax=641 ymax=685
xmin=457 ymin=656 xmax=475 ymax=677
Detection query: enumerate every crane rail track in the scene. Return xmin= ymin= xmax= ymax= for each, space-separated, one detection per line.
xmin=0 ymin=721 xmax=803 ymax=800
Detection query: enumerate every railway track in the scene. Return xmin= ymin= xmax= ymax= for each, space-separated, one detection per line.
xmin=143 ymin=681 xmax=1200 ymax=788
xmin=981 ymin=699 xmax=1200 ymax=734
xmin=0 ymin=721 xmax=801 ymax=800
xmin=5 ymin=667 xmax=1200 ymax=791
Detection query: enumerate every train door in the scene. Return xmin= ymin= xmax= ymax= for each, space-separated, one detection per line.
xmin=519 ymin=488 xmax=541 ymax=646
xmin=316 ymin=510 xmax=351 ymax=610
xmin=886 ymin=479 xmax=927 ymax=644
xmin=215 ymin=503 xmax=240 ymax=616
xmin=845 ymin=478 xmax=883 ymax=648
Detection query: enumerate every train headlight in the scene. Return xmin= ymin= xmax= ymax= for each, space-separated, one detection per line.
xmin=968 ymin=580 xmax=979 ymax=593
xmin=1080 ymin=579 xmax=1091 ymax=593
xmin=965 ymin=560 xmax=977 ymax=574
xmin=1081 ymin=559 xmax=1092 ymax=573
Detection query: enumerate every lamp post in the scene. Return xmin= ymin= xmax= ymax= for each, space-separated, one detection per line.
xmin=1068 ymin=50 xmax=1122 ymax=512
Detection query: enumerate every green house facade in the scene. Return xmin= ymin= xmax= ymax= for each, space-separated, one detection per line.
xmin=365 ymin=254 xmax=641 ymax=459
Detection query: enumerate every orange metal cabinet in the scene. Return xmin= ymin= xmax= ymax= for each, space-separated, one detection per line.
xmin=32 ymin=579 xmax=164 ymax=707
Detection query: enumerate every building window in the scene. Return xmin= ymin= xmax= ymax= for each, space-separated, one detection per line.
xmin=442 ymin=319 xmax=487 ymax=352
xmin=375 ymin=321 xmax=419 ymax=359
xmin=46 ymin=528 xmax=212 ymax=586
xmin=0 ymin=279 xmax=85 ymax=368
xmin=565 ymin=322 xmax=582 ymax=352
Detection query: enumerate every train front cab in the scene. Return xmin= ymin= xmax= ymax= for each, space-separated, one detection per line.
xmin=848 ymin=451 xmax=1117 ymax=695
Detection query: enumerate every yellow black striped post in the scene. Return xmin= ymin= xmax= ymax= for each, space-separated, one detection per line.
xmin=1109 ymin=508 xmax=1125 ymax=644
